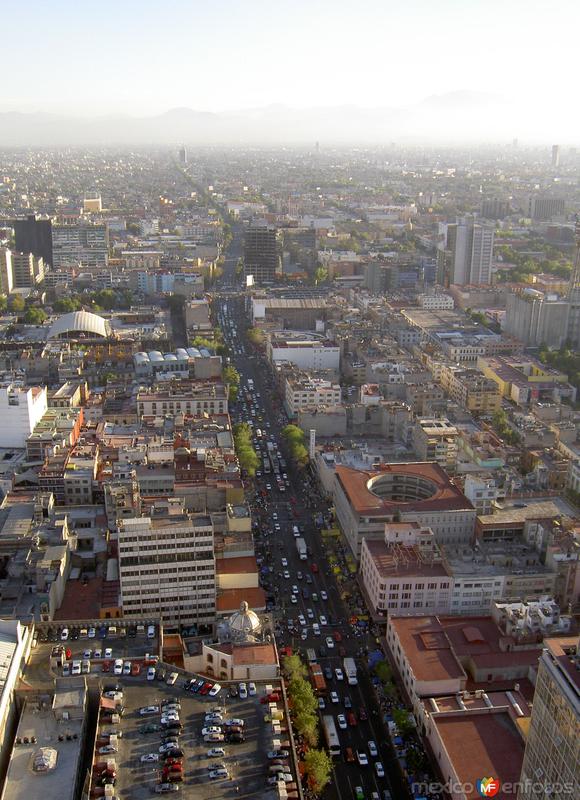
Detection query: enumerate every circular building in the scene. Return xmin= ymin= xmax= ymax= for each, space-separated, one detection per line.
xmin=47 ymin=310 xmax=112 ymax=339
xmin=227 ymin=600 xmax=262 ymax=642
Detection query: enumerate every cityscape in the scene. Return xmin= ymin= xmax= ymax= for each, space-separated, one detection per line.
xmin=0 ymin=4 xmax=579 ymax=800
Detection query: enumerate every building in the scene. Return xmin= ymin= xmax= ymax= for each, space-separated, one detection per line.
xmin=517 ymin=637 xmax=579 ymax=800
xmin=477 ymin=355 xmax=576 ymax=406
xmin=481 ymin=198 xmax=511 ymax=219
xmin=0 ymin=249 xmax=13 ymax=294
xmin=0 ymin=620 xmax=33 ymax=778
xmin=504 ymin=288 xmax=568 ymax=348
xmin=463 ymin=474 xmax=499 ymax=515
xmin=11 ymin=251 xmax=44 ymax=288
xmin=412 ymin=418 xmax=459 ymax=473
xmin=251 ymin=296 xmax=328 ymax=330
xmin=12 ymin=214 xmax=53 ymax=266
xmin=179 ymin=145 xmax=187 ymax=165
xmin=52 ymin=221 xmax=109 ymax=268
xmin=527 ymin=195 xmax=566 ymax=220
xmin=0 ymin=381 xmax=47 ymax=448
xmin=243 ymin=224 xmax=280 ymax=284
xmin=268 ymin=333 xmax=340 ymax=371
xmin=136 ymin=381 xmax=228 ymax=417
xmin=438 ymin=217 xmax=494 ymax=286
xmin=551 ymin=144 xmax=561 ymax=168
xmin=117 ymin=498 xmax=216 ymax=629
xmin=439 ymin=365 xmax=501 ymax=415
xmin=82 ymin=194 xmax=102 ymax=213
xmin=284 ymin=375 xmax=342 ymax=418
xmin=566 ymin=231 xmax=580 ymax=348
xmin=333 ymin=462 xmax=476 ymax=558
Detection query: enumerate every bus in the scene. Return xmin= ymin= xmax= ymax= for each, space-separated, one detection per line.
xmin=322 ymin=715 xmax=341 ymax=757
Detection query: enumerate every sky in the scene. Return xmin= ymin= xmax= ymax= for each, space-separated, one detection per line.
xmin=4 ymin=0 xmax=580 ymax=118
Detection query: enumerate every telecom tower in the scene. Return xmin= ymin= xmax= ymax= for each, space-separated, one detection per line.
xmin=566 ymin=219 xmax=580 ymax=346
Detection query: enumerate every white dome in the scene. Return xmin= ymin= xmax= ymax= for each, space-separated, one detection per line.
xmin=48 ymin=310 xmax=111 ymax=339
xmin=228 ymin=600 xmax=261 ymax=639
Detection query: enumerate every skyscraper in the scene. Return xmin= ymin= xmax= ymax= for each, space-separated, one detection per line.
xmin=243 ymin=224 xmax=281 ymax=284
xmin=552 ymin=144 xmax=561 ymax=168
xmin=566 ymin=222 xmax=580 ymax=347
xmin=438 ymin=217 xmax=494 ymax=286
xmin=12 ymin=214 xmax=53 ymax=267
xmin=11 ymin=251 xmax=44 ymax=287
xmin=0 ymin=248 xmax=13 ymax=294
xmin=517 ymin=637 xmax=579 ymax=800
xmin=179 ymin=145 xmax=187 ymax=165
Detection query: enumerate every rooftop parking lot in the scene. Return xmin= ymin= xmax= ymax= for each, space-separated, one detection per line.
xmin=93 ymin=678 xmax=293 ymax=800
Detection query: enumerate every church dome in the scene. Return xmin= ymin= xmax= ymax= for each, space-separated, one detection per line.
xmin=228 ymin=600 xmax=261 ymax=640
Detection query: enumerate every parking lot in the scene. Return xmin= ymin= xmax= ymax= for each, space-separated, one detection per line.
xmin=97 ymin=679 xmax=287 ymax=800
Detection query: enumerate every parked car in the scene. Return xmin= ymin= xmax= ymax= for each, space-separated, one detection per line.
xmin=141 ymin=753 xmax=159 ymax=763
xmin=154 ymin=783 xmax=180 ymax=793
xmin=140 ymin=706 xmax=160 ymax=716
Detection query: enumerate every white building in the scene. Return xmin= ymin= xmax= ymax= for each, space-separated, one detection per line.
xmin=117 ymin=499 xmax=216 ymax=628
xmin=284 ymin=376 xmax=341 ymax=418
xmin=0 ymin=382 xmax=47 ymax=448
xmin=463 ymin=474 xmax=500 ymax=515
xmin=268 ymin=335 xmax=340 ymax=371
xmin=418 ymin=293 xmax=454 ymax=310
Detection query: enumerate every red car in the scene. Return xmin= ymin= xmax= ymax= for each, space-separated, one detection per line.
xmin=311 ymin=563 xmax=319 ymax=574
xmin=131 ymin=662 xmax=141 ymax=676
xmin=359 ymin=708 xmax=368 ymax=721
xmin=164 ymin=758 xmax=182 ymax=767
xmin=65 ymin=648 xmax=72 ymax=660
xmin=260 ymin=692 xmax=281 ymax=704
xmin=101 ymin=660 xmax=111 ymax=673
xmin=163 ymin=764 xmax=183 ymax=774
xmin=347 ymin=712 xmax=357 ymax=727
xmin=200 ymin=681 xmax=213 ymax=695
xmin=333 ymin=631 xmax=342 ymax=642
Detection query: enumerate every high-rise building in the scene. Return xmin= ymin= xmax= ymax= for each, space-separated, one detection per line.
xmin=517 ymin=636 xmax=579 ymax=800
xmin=117 ymin=498 xmax=216 ymax=629
xmin=566 ymin=224 xmax=580 ymax=348
xmin=179 ymin=145 xmax=187 ymax=165
xmin=0 ymin=381 xmax=48 ymax=448
xmin=12 ymin=214 xmax=53 ymax=267
xmin=0 ymin=248 xmax=13 ymax=294
xmin=243 ymin=224 xmax=280 ymax=284
xmin=505 ymin=288 xmax=569 ymax=348
xmin=527 ymin=195 xmax=566 ymax=220
xmin=11 ymin=251 xmax=44 ymax=287
xmin=438 ymin=217 xmax=494 ymax=285
xmin=52 ymin=221 xmax=109 ymax=268
xmin=481 ymin=198 xmax=510 ymax=219
xmin=552 ymin=144 xmax=561 ymax=168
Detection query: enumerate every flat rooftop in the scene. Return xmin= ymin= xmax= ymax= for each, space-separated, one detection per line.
xmin=364 ymin=539 xmax=449 ymax=580
xmin=2 ymin=686 xmax=85 ymax=800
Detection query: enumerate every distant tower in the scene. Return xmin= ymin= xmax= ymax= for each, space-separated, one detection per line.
xmin=566 ymin=219 xmax=580 ymax=347
xmin=179 ymin=145 xmax=187 ymax=165
xmin=551 ymin=144 xmax=560 ymax=168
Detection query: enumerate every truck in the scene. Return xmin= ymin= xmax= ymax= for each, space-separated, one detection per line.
xmin=296 ymin=538 xmax=307 ymax=561
xmin=308 ymin=663 xmax=327 ymax=695
xmin=343 ymin=657 xmax=358 ymax=686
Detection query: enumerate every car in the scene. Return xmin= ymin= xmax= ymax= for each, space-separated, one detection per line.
xmin=141 ymin=753 xmax=160 ymax=763
xmin=114 ymin=659 xmax=123 ymax=675
xmin=302 ymin=588 xmax=310 ymax=599
xmin=201 ymin=726 xmax=222 ymax=736
xmin=344 ymin=746 xmax=356 ymax=763
xmin=192 ymin=679 xmax=206 ymax=693
xmin=318 ymin=697 xmax=326 ymax=709
xmin=306 ymin=608 xmax=314 ymax=619
xmin=83 ymin=649 xmax=92 ymax=659
xmin=166 ymin=672 xmax=178 ymax=685
xmin=335 ymin=668 xmax=344 ymax=681
xmin=123 ymin=661 xmax=132 ymax=675
xmin=320 ymin=590 xmax=328 ymax=600
xmin=226 ymin=732 xmax=245 ymax=744
xmin=94 ymin=648 xmax=102 ymax=659
xmin=375 ymin=762 xmax=385 ymax=778
xmin=207 ymin=747 xmax=226 ymax=758
xmin=337 ymin=714 xmax=347 ymax=730
xmin=290 ymin=595 xmax=298 ymax=604
xmin=348 ymin=712 xmax=357 ymax=727
xmin=140 ymin=723 xmax=161 ymax=734
xmin=319 ymin=645 xmax=326 ymax=658
xmin=103 ymin=690 xmax=123 ymax=700
xmin=305 ymin=574 xmax=313 ymax=584
xmin=99 ymin=744 xmax=118 ymax=754
xmin=162 ymin=700 xmax=181 ymax=710
xmin=344 ymin=695 xmax=352 ymax=708
xmin=268 ymin=749 xmax=289 ymax=759
xmin=159 ymin=742 xmax=182 ymax=754
xmin=88 ymin=627 xmax=96 ymax=638
xmin=140 ymin=705 xmax=160 ymax=716
xmin=324 ymin=666 xmax=333 ymax=680
xmin=209 ymin=682 xmax=222 ymax=696
xmin=325 ymin=636 xmax=335 ymax=649
xmin=292 ymin=586 xmax=299 ymax=596
xmin=209 ymin=769 xmax=229 ymax=780
xmin=132 ymin=662 xmax=141 ymax=676
xmin=283 ymin=570 xmax=290 ymax=579
xmin=359 ymin=707 xmax=368 ymax=721
xmin=200 ymin=682 xmax=213 ymax=695
xmin=156 ymin=668 xmax=167 ymax=681
xmin=281 ymin=558 xmax=287 ymax=567
xmin=228 ymin=685 xmax=238 ymax=698
xmin=298 ymin=613 xmax=306 ymax=626
xmin=82 ymin=659 xmax=91 ymax=674
xmin=357 ymin=751 xmax=369 ymax=767
xmin=319 ymin=615 xmax=328 ymax=626
xmin=60 ymin=627 xmax=69 ymax=641
xmin=164 ymin=757 xmax=183 ymax=768
xmin=238 ymin=682 xmax=248 ymax=699
xmin=333 ymin=631 xmax=343 ymax=642
xmin=62 ymin=663 xmax=70 ymax=676
xmin=224 ymin=717 xmax=245 ymax=727
xmin=204 ymin=733 xmax=224 ymax=743
xmin=154 ymin=783 xmax=180 ymax=793
xmin=330 ymin=691 xmax=339 ymax=703
xmin=355 ymin=788 xmax=365 ymax=800
xmin=311 ymin=563 xmax=319 ymax=573
xmin=161 ymin=714 xmax=180 ymax=725
xmin=368 ymin=740 xmax=378 ymax=757
xmin=147 ymin=666 xmax=156 ymax=681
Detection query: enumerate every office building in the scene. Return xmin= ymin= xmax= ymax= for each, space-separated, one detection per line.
xmin=0 ymin=381 xmax=47 ymax=448
xmin=12 ymin=213 xmax=53 ymax=267
xmin=504 ymin=288 xmax=569 ymax=348
xmin=11 ymin=251 xmax=44 ymax=288
xmin=243 ymin=224 xmax=280 ymax=284
xmin=438 ymin=217 xmax=494 ymax=286
xmin=117 ymin=498 xmax=216 ymax=628
xmin=551 ymin=144 xmax=560 ymax=168
xmin=0 ymin=248 xmax=13 ymax=294
xmin=517 ymin=637 xmax=579 ymax=800
xmin=480 ymin=198 xmax=511 ymax=219
xmin=52 ymin=221 xmax=109 ymax=268
xmin=527 ymin=195 xmax=566 ymax=220
xmin=179 ymin=145 xmax=187 ymax=164
xmin=566 ymin=229 xmax=580 ymax=348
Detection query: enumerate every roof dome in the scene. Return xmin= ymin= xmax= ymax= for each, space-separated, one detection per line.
xmin=48 ymin=310 xmax=111 ymax=339
xmin=228 ymin=600 xmax=261 ymax=641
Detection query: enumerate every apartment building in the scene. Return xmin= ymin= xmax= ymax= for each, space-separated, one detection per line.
xmin=439 ymin=364 xmax=501 ymax=415
xmin=52 ymin=221 xmax=109 ymax=268
xmin=117 ymin=498 xmax=216 ymax=628
xmin=137 ymin=382 xmax=228 ymax=417
xmin=284 ymin=375 xmax=341 ymax=418
xmin=11 ymin=251 xmax=44 ymax=287
xmin=412 ymin=418 xmax=459 ymax=473
xmin=518 ymin=637 xmax=579 ymax=800
xmin=0 ymin=381 xmax=47 ymax=448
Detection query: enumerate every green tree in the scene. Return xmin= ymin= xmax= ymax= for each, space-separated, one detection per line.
xmin=393 ymin=707 xmax=415 ymax=737
xmin=312 ymin=266 xmax=328 ymax=286
xmin=304 ymin=748 xmax=332 ymax=794
xmin=0 ymin=294 xmax=7 ymax=312
xmin=294 ymin=712 xmax=319 ymax=747
xmin=54 ymin=296 xmax=82 ymax=313
xmin=8 ymin=295 xmax=25 ymax=312
xmin=246 ymin=327 xmax=264 ymax=347
xmin=282 ymin=654 xmax=307 ymax=680
xmin=24 ymin=307 xmax=47 ymax=325
xmin=374 ymin=660 xmax=393 ymax=684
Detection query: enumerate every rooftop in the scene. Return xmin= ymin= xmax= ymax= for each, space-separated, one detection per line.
xmin=544 ymin=635 xmax=580 ymax=693
xmin=364 ymin=538 xmax=448 ymax=580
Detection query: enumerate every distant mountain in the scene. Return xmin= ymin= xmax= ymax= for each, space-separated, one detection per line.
xmin=0 ymin=94 xmax=569 ymax=146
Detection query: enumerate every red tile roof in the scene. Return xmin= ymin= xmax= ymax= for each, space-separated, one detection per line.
xmin=216 ymin=587 xmax=266 ymax=613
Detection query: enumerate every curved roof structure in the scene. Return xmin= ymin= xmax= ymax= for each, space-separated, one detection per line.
xmin=228 ymin=600 xmax=262 ymax=641
xmin=48 ymin=310 xmax=111 ymax=339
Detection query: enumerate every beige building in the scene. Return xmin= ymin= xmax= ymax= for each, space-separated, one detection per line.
xmin=412 ymin=418 xmax=459 ymax=473
xmin=439 ymin=364 xmax=501 ymax=415
xmin=284 ymin=375 xmax=341 ymax=418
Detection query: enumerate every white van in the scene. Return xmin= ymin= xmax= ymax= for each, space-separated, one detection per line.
xmin=147 ymin=625 xmax=155 ymax=639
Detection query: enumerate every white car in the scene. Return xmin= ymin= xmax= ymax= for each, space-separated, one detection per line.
xmin=205 ymin=713 xmax=223 ymax=723
xmin=166 ymin=672 xmax=178 ymax=685
xmin=141 ymin=753 xmax=159 ymax=763
xmin=71 ymin=661 xmax=81 ymax=676
xmin=83 ymin=649 xmax=92 ymax=659
xmin=320 ymin=590 xmax=328 ymax=601
xmin=123 ymin=661 xmax=132 ymax=675
xmin=318 ymin=697 xmax=326 ymax=709
xmin=159 ymin=741 xmax=181 ymax=754
xmin=368 ymin=740 xmax=378 ymax=757
xmin=283 ymin=571 xmax=290 ymax=580
xmin=209 ymin=683 xmax=222 ymax=696
xmin=306 ymin=608 xmax=314 ymax=619
xmin=238 ymin=683 xmax=248 ymax=699
xmin=298 ymin=614 xmax=306 ymax=626
xmin=375 ymin=762 xmax=385 ymax=778
xmin=209 ymin=768 xmax=229 ymax=780
xmin=161 ymin=714 xmax=180 ymax=724
xmin=357 ymin=751 xmax=369 ymax=767
xmin=207 ymin=747 xmax=225 ymax=758
xmin=224 ymin=718 xmax=245 ymax=727
xmin=114 ymin=659 xmax=124 ymax=675
xmin=292 ymin=586 xmax=299 ymax=595
xmin=94 ymin=648 xmax=102 ymax=659
xmin=337 ymin=714 xmax=347 ymax=730
xmin=290 ymin=595 xmax=298 ymax=604
xmin=335 ymin=668 xmax=344 ymax=681
xmin=281 ymin=558 xmax=288 ymax=567
xmin=99 ymin=744 xmax=118 ymax=754
xmin=104 ymin=647 xmax=113 ymax=658
xmin=60 ymin=627 xmax=69 ymax=641
xmin=88 ymin=627 xmax=96 ymax=638
xmin=248 ymin=683 xmax=256 ymax=696
xmin=202 ymin=726 xmax=222 ymax=736
xmin=140 ymin=706 xmax=160 ymax=716
xmin=204 ymin=733 xmax=224 ymax=743
xmin=319 ymin=615 xmax=328 ymax=626
xmin=330 ymin=691 xmax=339 ymax=704
xmin=147 ymin=666 xmax=156 ymax=681
xmin=325 ymin=636 xmax=335 ymax=649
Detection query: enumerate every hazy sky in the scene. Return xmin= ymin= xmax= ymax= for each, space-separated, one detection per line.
xmin=4 ymin=0 xmax=579 ymax=115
